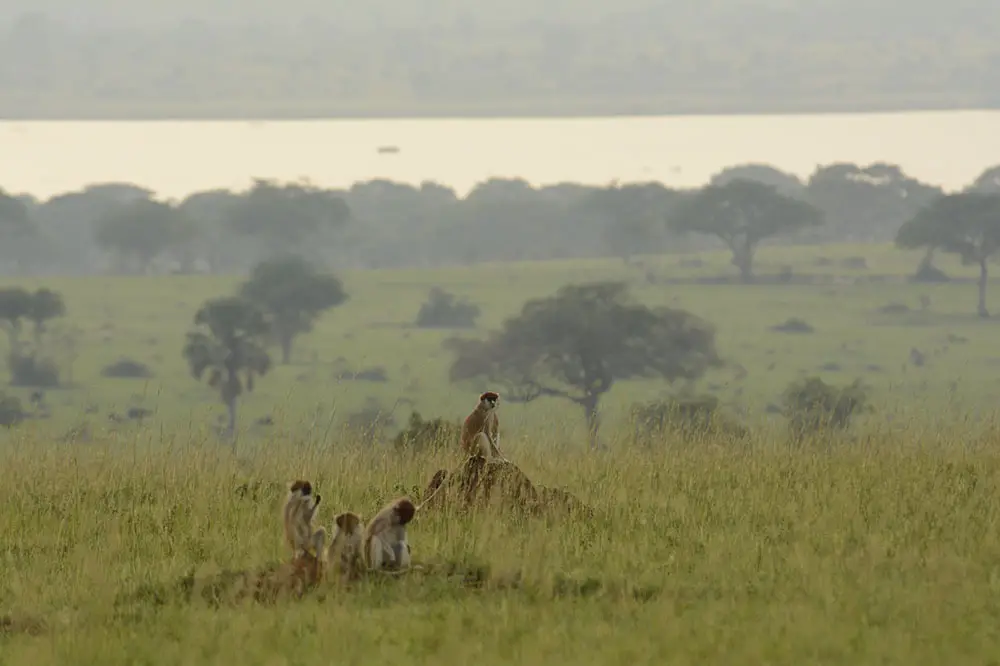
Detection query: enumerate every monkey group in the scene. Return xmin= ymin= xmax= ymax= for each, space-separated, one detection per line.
xmin=283 ymin=482 xmax=417 ymax=584
xmin=279 ymin=391 xmax=505 ymax=584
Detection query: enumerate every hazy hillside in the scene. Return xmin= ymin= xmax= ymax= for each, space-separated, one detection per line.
xmin=1 ymin=0 xmax=998 ymax=118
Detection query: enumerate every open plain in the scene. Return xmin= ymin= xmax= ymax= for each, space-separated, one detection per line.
xmin=2 ymin=243 xmax=1000 ymax=664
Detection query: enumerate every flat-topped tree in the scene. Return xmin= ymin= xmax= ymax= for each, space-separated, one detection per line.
xmin=896 ymin=192 xmax=1000 ymax=318
xmin=0 ymin=189 xmax=38 ymax=272
xmin=0 ymin=288 xmax=32 ymax=354
xmin=668 ymin=179 xmax=824 ymax=283
xmin=27 ymin=288 xmax=65 ymax=345
xmin=445 ymin=281 xmax=721 ymax=449
xmin=238 ymin=255 xmax=348 ymax=364
xmin=968 ymin=165 xmax=1000 ymax=194
xmin=93 ymin=198 xmax=198 ymax=273
xmin=805 ymin=163 xmax=941 ymax=243
xmin=223 ymin=179 xmax=350 ymax=260
xmin=183 ymin=296 xmax=272 ymax=443
xmin=584 ymin=182 xmax=679 ymax=262
xmin=0 ymin=287 xmax=64 ymax=355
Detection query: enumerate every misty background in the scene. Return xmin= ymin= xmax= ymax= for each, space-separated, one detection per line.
xmin=2 ymin=0 xmax=999 ymax=118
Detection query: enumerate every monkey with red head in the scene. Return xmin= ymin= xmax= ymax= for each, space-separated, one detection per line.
xmin=459 ymin=391 xmax=506 ymax=461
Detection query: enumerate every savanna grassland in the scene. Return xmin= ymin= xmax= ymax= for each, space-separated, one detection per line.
xmin=3 ymin=243 xmax=1000 ymax=665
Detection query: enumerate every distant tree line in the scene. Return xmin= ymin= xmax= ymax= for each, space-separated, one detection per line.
xmin=1 ymin=1 xmax=998 ymax=118
xmin=1 ymin=162 xmax=999 ymax=284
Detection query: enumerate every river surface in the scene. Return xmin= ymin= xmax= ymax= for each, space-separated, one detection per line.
xmin=1 ymin=110 xmax=998 ymax=199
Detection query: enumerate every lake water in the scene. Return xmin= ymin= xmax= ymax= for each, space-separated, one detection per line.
xmin=1 ymin=110 xmax=998 ymax=200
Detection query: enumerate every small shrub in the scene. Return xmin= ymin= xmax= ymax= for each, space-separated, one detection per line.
xmin=842 ymin=256 xmax=868 ymax=269
xmin=392 ymin=411 xmax=462 ymax=454
xmin=7 ymin=352 xmax=60 ymax=388
xmin=781 ymin=376 xmax=869 ymax=441
xmin=100 ymin=358 xmax=155 ymax=379
xmin=334 ymin=366 xmax=388 ymax=382
xmin=0 ymin=393 xmax=26 ymax=428
xmin=877 ymin=302 xmax=910 ymax=314
xmin=415 ymin=287 xmax=481 ymax=329
xmin=343 ymin=400 xmax=396 ymax=445
xmin=770 ymin=317 xmax=814 ymax=334
xmin=630 ymin=395 xmax=748 ymax=445
xmin=911 ymin=263 xmax=950 ymax=283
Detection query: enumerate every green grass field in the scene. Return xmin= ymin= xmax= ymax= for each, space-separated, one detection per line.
xmin=3 ymin=243 xmax=1000 ymax=664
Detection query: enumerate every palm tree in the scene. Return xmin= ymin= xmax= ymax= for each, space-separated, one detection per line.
xmin=183 ymin=296 xmax=271 ymax=443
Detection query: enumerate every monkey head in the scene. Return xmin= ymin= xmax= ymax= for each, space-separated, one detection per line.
xmin=394 ymin=498 xmax=417 ymax=526
xmin=289 ymin=480 xmax=320 ymax=507
xmin=478 ymin=391 xmax=499 ymax=411
xmin=334 ymin=512 xmax=362 ymax=535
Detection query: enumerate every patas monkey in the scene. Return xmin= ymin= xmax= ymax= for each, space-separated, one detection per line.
xmin=283 ymin=480 xmax=327 ymax=560
xmin=328 ymin=511 xmax=366 ymax=582
xmin=362 ymin=496 xmax=416 ymax=571
xmin=460 ymin=391 xmax=505 ymax=461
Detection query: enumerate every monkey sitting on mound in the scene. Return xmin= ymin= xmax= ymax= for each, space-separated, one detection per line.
xmin=459 ymin=391 xmax=506 ymax=461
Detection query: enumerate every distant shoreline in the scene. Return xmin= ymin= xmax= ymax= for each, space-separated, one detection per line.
xmin=0 ymin=93 xmax=992 ymax=122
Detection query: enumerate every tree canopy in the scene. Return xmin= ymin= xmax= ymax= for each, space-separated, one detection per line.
xmin=223 ymin=180 xmax=350 ymax=260
xmin=445 ymin=281 xmax=721 ymax=447
xmin=896 ymin=192 xmax=1000 ymax=317
xmin=804 ymin=162 xmax=943 ymax=243
xmin=1 ymin=1 xmax=997 ymax=118
xmin=238 ymin=255 xmax=349 ymax=363
xmin=3 ymin=162 xmax=1000 ymax=277
xmin=668 ymin=179 xmax=824 ymax=282
xmin=182 ymin=296 xmax=272 ymax=441
xmin=93 ymin=199 xmax=198 ymax=273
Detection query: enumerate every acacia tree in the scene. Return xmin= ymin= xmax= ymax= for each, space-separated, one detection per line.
xmin=0 ymin=190 xmax=38 ymax=272
xmin=669 ymin=179 xmax=824 ymax=283
xmin=27 ymin=288 xmax=65 ymax=345
xmin=804 ymin=162 xmax=941 ymax=243
xmin=445 ymin=281 xmax=721 ymax=448
xmin=969 ymin=165 xmax=1000 ymax=194
xmin=585 ymin=182 xmax=678 ymax=261
xmin=182 ymin=296 xmax=272 ymax=442
xmin=223 ymin=179 xmax=350 ymax=260
xmin=94 ymin=198 xmax=198 ymax=273
xmin=238 ymin=255 xmax=349 ymax=364
xmin=0 ymin=287 xmax=65 ymax=354
xmin=0 ymin=287 xmax=33 ymax=354
xmin=896 ymin=192 xmax=1000 ymax=317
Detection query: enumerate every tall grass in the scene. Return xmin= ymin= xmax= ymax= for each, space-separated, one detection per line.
xmin=3 ymin=424 xmax=1000 ymax=664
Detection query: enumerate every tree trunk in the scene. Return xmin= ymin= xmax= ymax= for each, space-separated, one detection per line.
xmin=225 ymin=396 xmax=238 ymax=448
xmin=978 ymin=259 xmax=990 ymax=318
xmin=2 ymin=328 xmax=19 ymax=357
xmin=579 ymin=394 xmax=601 ymax=450
xmin=731 ymin=240 xmax=755 ymax=283
xmin=279 ymin=333 xmax=293 ymax=365
xmin=919 ymin=246 xmax=935 ymax=271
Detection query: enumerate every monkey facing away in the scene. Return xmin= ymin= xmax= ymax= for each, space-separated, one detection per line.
xmin=459 ymin=391 xmax=505 ymax=461
xmin=362 ymin=496 xmax=416 ymax=571
xmin=283 ymin=480 xmax=327 ymax=560
xmin=327 ymin=511 xmax=366 ymax=582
